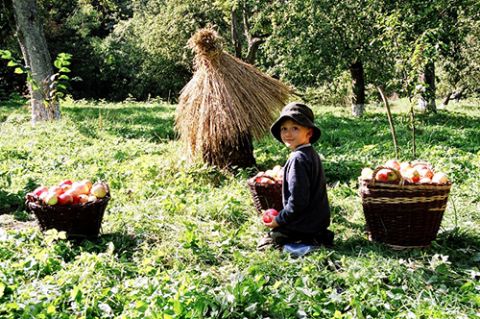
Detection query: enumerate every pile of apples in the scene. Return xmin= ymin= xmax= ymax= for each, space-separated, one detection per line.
xmin=361 ymin=159 xmax=450 ymax=184
xmin=250 ymin=165 xmax=283 ymax=185
xmin=27 ymin=179 xmax=109 ymax=206
xmin=262 ymin=208 xmax=279 ymax=223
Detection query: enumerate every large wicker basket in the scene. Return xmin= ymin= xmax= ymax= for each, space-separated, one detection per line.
xmin=26 ymin=195 xmax=110 ymax=238
xmin=359 ymin=166 xmax=452 ymax=248
xmin=247 ymin=176 xmax=283 ymax=214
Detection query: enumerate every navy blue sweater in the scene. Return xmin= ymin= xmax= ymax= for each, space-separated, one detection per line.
xmin=275 ymin=144 xmax=331 ymax=235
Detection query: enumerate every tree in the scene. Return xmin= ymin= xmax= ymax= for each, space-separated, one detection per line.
xmin=225 ymin=0 xmax=271 ymax=64
xmin=262 ymin=0 xmax=394 ymax=116
xmin=12 ymin=0 xmax=60 ymax=123
xmin=380 ymin=0 xmax=477 ymax=113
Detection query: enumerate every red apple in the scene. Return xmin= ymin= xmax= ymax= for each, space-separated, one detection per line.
xmin=385 ymin=159 xmax=401 ymax=171
xmin=78 ymin=194 xmax=89 ymax=204
xmin=71 ymin=195 xmax=80 ymax=205
xmin=418 ymin=167 xmax=434 ymax=179
xmin=82 ymin=180 xmax=93 ymax=191
xmin=400 ymin=162 xmax=412 ymax=172
xmin=432 ymin=172 xmax=449 ymax=184
xmin=70 ymin=182 xmax=90 ymax=196
xmin=265 ymin=208 xmax=279 ymax=217
xmin=59 ymin=179 xmax=73 ymax=186
xmin=262 ymin=213 xmax=273 ymax=223
xmin=419 ymin=177 xmax=432 ymax=184
xmin=60 ymin=183 xmax=72 ymax=192
xmin=33 ymin=186 xmax=49 ymax=197
xmin=256 ymin=177 xmax=274 ymax=184
xmin=361 ymin=167 xmax=374 ymax=180
xmin=375 ymin=169 xmax=398 ymax=182
xmin=403 ymin=168 xmax=420 ymax=183
xmin=49 ymin=186 xmax=65 ymax=196
xmin=58 ymin=193 xmax=73 ymax=205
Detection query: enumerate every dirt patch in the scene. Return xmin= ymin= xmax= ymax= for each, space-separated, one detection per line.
xmin=0 ymin=214 xmax=37 ymax=231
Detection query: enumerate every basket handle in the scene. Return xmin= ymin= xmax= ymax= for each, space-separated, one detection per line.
xmin=369 ymin=166 xmax=404 ymax=186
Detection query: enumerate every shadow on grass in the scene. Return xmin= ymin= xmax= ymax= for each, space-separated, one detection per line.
xmin=318 ymin=111 xmax=480 ymax=156
xmin=69 ymin=232 xmax=139 ymax=261
xmin=0 ymin=189 xmax=23 ymax=215
xmin=330 ymin=227 xmax=480 ymax=271
xmin=0 ymin=95 xmax=27 ymax=122
xmin=66 ymin=105 xmax=176 ymax=142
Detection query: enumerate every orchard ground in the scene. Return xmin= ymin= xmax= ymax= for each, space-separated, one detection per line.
xmin=0 ymin=97 xmax=479 ymax=318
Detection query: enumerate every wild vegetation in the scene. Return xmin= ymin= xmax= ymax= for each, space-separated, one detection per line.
xmin=0 ymin=98 xmax=478 ymax=318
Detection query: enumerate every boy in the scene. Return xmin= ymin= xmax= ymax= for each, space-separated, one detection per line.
xmin=258 ymin=102 xmax=333 ymax=250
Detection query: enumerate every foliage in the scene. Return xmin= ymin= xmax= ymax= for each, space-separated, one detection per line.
xmin=1 ymin=0 xmax=479 ymax=103
xmin=0 ymin=50 xmax=72 ymax=111
xmin=0 ymin=98 xmax=479 ymax=317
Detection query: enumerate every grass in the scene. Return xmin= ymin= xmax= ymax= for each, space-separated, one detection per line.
xmin=0 ymin=97 xmax=479 ymax=318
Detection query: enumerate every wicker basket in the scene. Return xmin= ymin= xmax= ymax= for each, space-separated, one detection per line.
xmin=26 ymin=195 xmax=110 ymax=238
xmin=247 ymin=176 xmax=283 ymax=214
xmin=359 ymin=166 xmax=452 ymax=248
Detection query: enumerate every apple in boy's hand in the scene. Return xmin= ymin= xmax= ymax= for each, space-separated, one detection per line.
xmin=264 ymin=208 xmax=279 ymax=217
xmin=262 ymin=213 xmax=273 ymax=223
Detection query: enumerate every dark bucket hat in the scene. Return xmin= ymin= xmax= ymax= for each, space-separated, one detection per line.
xmin=270 ymin=102 xmax=321 ymax=144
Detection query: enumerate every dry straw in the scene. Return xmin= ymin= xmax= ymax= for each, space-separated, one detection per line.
xmin=176 ymin=28 xmax=292 ymax=167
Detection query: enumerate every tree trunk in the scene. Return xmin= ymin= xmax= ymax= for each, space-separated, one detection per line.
xmin=424 ymin=61 xmax=437 ymax=113
xmin=241 ymin=3 xmax=264 ymax=65
xmin=439 ymin=92 xmax=453 ymax=109
xmin=12 ymin=0 xmax=60 ymax=124
xmin=245 ymin=37 xmax=263 ymax=65
xmin=231 ymin=7 xmax=243 ymax=59
xmin=350 ymin=60 xmax=365 ymax=117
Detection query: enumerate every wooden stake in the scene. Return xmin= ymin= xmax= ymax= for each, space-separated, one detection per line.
xmin=377 ymin=86 xmax=398 ymax=158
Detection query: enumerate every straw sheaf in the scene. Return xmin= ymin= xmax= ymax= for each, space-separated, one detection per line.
xmin=176 ymin=28 xmax=292 ymax=159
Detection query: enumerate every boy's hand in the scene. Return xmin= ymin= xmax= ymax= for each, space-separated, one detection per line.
xmin=264 ymin=217 xmax=279 ymax=229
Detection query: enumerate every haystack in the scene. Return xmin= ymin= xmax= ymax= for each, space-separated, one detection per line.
xmin=176 ymin=28 xmax=292 ymax=168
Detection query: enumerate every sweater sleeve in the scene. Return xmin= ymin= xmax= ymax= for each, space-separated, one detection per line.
xmin=275 ymin=155 xmax=311 ymax=225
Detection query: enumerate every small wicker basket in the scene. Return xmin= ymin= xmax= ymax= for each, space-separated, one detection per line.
xmin=26 ymin=195 xmax=110 ymax=238
xmin=247 ymin=176 xmax=283 ymax=214
xmin=359 ymin=166 xmax=452 ymax=248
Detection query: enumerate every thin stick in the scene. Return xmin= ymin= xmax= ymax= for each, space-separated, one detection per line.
xmin=377 ymin=86 xmax=398 ymax=158
xmin=409 ymin=101 xmax=416 ymax=158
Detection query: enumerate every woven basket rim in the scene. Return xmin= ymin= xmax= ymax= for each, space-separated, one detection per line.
xmin=359 ymin=177 xmax=452 ymax=190
xmin=27 ymin=194 xmax=110 ymax=209
xmin=247 ymin=176 xmax=281 ymax=186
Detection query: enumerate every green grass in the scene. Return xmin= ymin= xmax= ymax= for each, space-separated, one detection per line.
xmin=0 ymin=97 xmax=479 ymax=318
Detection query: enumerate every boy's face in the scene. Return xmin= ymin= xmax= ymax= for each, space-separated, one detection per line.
xmin=280 ymin=119 xmax=313 ymax=150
